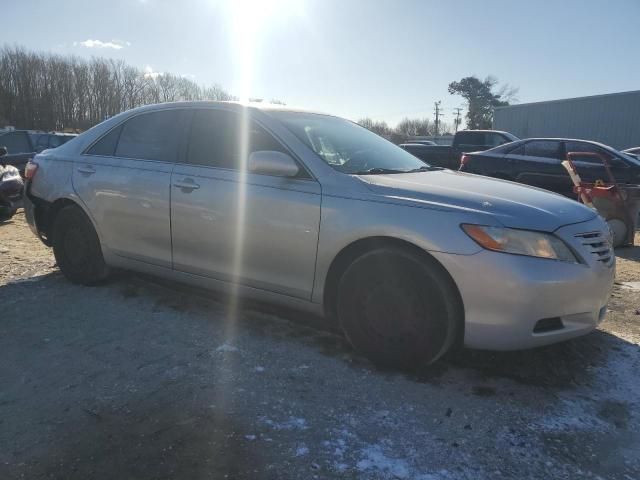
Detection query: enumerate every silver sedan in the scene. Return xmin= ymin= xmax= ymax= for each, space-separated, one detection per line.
xmin=24 ymin=102 xmax=615 ymax=368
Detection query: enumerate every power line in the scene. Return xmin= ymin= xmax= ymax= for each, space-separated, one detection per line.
xmin=453 ymin=107 xmax=463 ymax=132
xmin=434 ymin=101 xmax=443 ymax=136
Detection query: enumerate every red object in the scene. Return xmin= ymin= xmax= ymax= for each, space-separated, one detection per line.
xmin=564 ymin=152 xmax=638 ymax=247
xmin=24 ymin=161 xmax=38 ymax=180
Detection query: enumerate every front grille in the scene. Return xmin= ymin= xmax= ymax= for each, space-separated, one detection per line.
xmin=575 ymin=231 xmax=613 ymax=266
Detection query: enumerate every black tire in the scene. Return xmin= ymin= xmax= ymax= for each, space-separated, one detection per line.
xmin=336 ymin=247 xmax=461 ymax=369
xmin=51 ymin=205 xmax=110 ymax=285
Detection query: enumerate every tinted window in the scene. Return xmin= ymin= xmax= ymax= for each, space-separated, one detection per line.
xmin=456 ymin=132 xmax=509 ymax=148
xmin=115 ymin=110 xmax=184 ymax=162
xmin=0 ymin=132 xmax=32 ymax=154
xmin=49 ymin=135 xmax=65 ymax=148
xmin=455 ymin=131 xmax=483 ymax=146
xmin=564 ymin=141 xmax=611 ymax=164
xmin=187 ymin=109 xmax=286 ymax=170
xmin=524 ymin=140 xmax=562 ymax=159
xmin=36 ymin=135 xmax=49 ymax=150
xmin=488 ymin=141 xmax=521 ymax=154
xmin=86 ymin=125 xmax=123 ymax=156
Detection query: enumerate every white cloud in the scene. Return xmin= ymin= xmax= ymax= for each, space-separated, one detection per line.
xmin=73 ymin=39 xmax=130 ymax=50
xmin=143 ymin=65 xmax=162 ymax=79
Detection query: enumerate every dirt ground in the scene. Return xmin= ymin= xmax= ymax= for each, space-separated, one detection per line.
xmin=1 ymin=212 xmax=639 ymax=480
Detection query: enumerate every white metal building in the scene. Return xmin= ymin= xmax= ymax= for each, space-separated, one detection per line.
xmin=493 ymin=90 xmax=640 ymax=150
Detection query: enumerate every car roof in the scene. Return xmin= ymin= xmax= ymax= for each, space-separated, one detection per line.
xmin=125 ymin=100 xmax=331 ymax=117
xmin=521 ymin=137 xmax=616 ymax=148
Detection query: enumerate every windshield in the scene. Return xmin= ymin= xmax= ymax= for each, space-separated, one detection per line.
xmin=270 ymin=111 xmax=431 ymax=174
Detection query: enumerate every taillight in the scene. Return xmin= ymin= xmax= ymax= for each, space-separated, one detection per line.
xmin=459 ymin=154 xmax=470 ymax=169
xmin=25 ymin=161 xmax=38 ymax=180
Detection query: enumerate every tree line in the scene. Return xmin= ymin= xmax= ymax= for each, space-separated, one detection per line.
xmin=0 ymin=45 xmax=517 ymax=138
xmin=0 ymin=46 xmax=236 ymax=132
xmin=359 ymin=75 xmax=517 ymax=140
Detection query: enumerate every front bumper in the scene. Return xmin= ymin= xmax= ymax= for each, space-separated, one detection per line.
xmin=432 ymin=217 xmax=615 ymax=350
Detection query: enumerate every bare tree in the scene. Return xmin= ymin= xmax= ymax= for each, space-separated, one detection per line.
xmin=0 ymin=45 xmax=237 ymax=131
xmin=358 ymin=117 xmax=392 ymax=137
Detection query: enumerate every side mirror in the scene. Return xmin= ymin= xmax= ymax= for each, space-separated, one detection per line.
xmin=0 ymin=146 xmax=7 ymax=157
xmin=248 ymin=150 xmax=300 ymax=178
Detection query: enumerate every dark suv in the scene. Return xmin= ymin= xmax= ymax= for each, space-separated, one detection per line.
xmin=30 ymin=132 xmax=77 ymax=152
xmin=459 ymin=138 xmax=640 ymax=197
xmin=0 ymin=129 xmax=36 ymax=176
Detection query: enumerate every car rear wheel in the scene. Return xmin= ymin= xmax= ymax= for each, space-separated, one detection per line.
xmin=336 ymin=247 xmax=461 ymax=369
xmin=52 ymin=205 xmax=110 ymax=285
xmin=0 ymin=206 xmax=16 ymax=222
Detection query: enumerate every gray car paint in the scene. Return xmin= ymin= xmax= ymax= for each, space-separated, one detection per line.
xmin=25 ymin=101 xmax=615 ymax=351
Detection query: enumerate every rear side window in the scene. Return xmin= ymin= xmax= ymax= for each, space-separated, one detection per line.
xmin=187 ymin=109 xmax=287 ymax=170
xmin=488 ymin=141 xmax=520 ymax=154
xmin=455 ymin=131 xmax=482 ymax=146
xmin=564 ymin=141 xmax=611 ymax=164
xmin=0 ymin=132 xmax=32 ymax=154
xmin=524 ymin=141 xmax=562 ymax=159
xmin=456 ymin=132 xmax=509 ymax=148
xmin=86 ymin=125 xmax=123 ymax=156
xmin=115 ymin=110 xmax=184 ymax=162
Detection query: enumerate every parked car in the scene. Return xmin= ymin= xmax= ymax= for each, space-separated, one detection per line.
xmin=623 ymin=147 xmax=640 ymax=159
xmin=30 ymin=132 xmax=77 ymax=152
xmin=0 ymin=146 xmax=24 ymax=221
xmin=24 ymin=102 xmax=614 ymax=368
xmin=459 ymin=138 xmax=640 ymax=197
xmin=400 ymin=130 xmax=519 ymax=169
xmin=0 ymin=129 xmax=36 ymax=176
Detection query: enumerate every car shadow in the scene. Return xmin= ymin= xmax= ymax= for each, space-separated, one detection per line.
xmin=615 ymin=244 xmax=640 ymax=261
xmin=121 ymin=272 xmax=632 ymax=391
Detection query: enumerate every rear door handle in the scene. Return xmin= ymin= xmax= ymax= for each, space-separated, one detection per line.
xmin=77 ymin=165 xmax=96 ymax=175
xmin=173 ymin=178 xmax=200 ymax=191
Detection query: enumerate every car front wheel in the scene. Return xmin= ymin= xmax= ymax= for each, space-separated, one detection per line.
xmin=337 ymin=247 xmax=461 ymax=369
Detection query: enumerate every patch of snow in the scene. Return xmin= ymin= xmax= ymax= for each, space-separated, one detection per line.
xmin=294 ymin=444 xmax=309 ymax=457
xmin=356 ymin=444 xmax=410 ymax=479
xmin=255 ymin=366 xmax=265 ymax=372
xmin=618 ymin=281 xmax=640 ymax=291
xmin=245 ymin=434 xmax=256 ymax=441
xmin=215 ymin=343 xmax=239 ymax=353
xmin=260 ymin=416 xmax=308 ymax=431
xmin=536 ymin=397 xmax=611 ymax=432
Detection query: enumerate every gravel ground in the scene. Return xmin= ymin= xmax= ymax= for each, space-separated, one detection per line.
xmin=1 ymin=212 xmax=639 ymax=480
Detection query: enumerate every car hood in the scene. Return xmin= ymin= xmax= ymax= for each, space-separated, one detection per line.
xmin=358 ymin=169 xmax=596 ymax=232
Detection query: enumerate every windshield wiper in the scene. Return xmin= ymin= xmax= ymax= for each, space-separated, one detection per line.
xmin=405 ymin=165 xmax=439 ymax=173
xmin=351 ymin=167 xmax=409 ymax=175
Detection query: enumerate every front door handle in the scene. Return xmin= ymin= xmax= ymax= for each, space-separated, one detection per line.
xmin=77 ymin=165 xmax=96 ymax=175
xmin=173 ymin=178 xmax=200 ymax=191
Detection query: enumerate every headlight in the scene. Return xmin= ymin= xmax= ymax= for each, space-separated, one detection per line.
xmin=461 ymin=224 xmax=578 ymax=262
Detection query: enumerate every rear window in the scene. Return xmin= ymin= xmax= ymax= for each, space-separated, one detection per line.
xmin=115 ymin=110 xmax=184 ymax=162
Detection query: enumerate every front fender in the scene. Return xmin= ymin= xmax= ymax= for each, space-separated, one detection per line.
xmin=311 ymin=194 xmax=484 ymax=304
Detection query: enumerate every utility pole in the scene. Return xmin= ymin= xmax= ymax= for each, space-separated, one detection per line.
xmin=453 ymin=107 xmax=463 ymax=132
xmin=434 ymin=101 xmax=443 ymax=137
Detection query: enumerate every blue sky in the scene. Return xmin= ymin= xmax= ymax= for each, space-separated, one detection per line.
xmin=3 ymin=0 xmax=639 ymax=126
